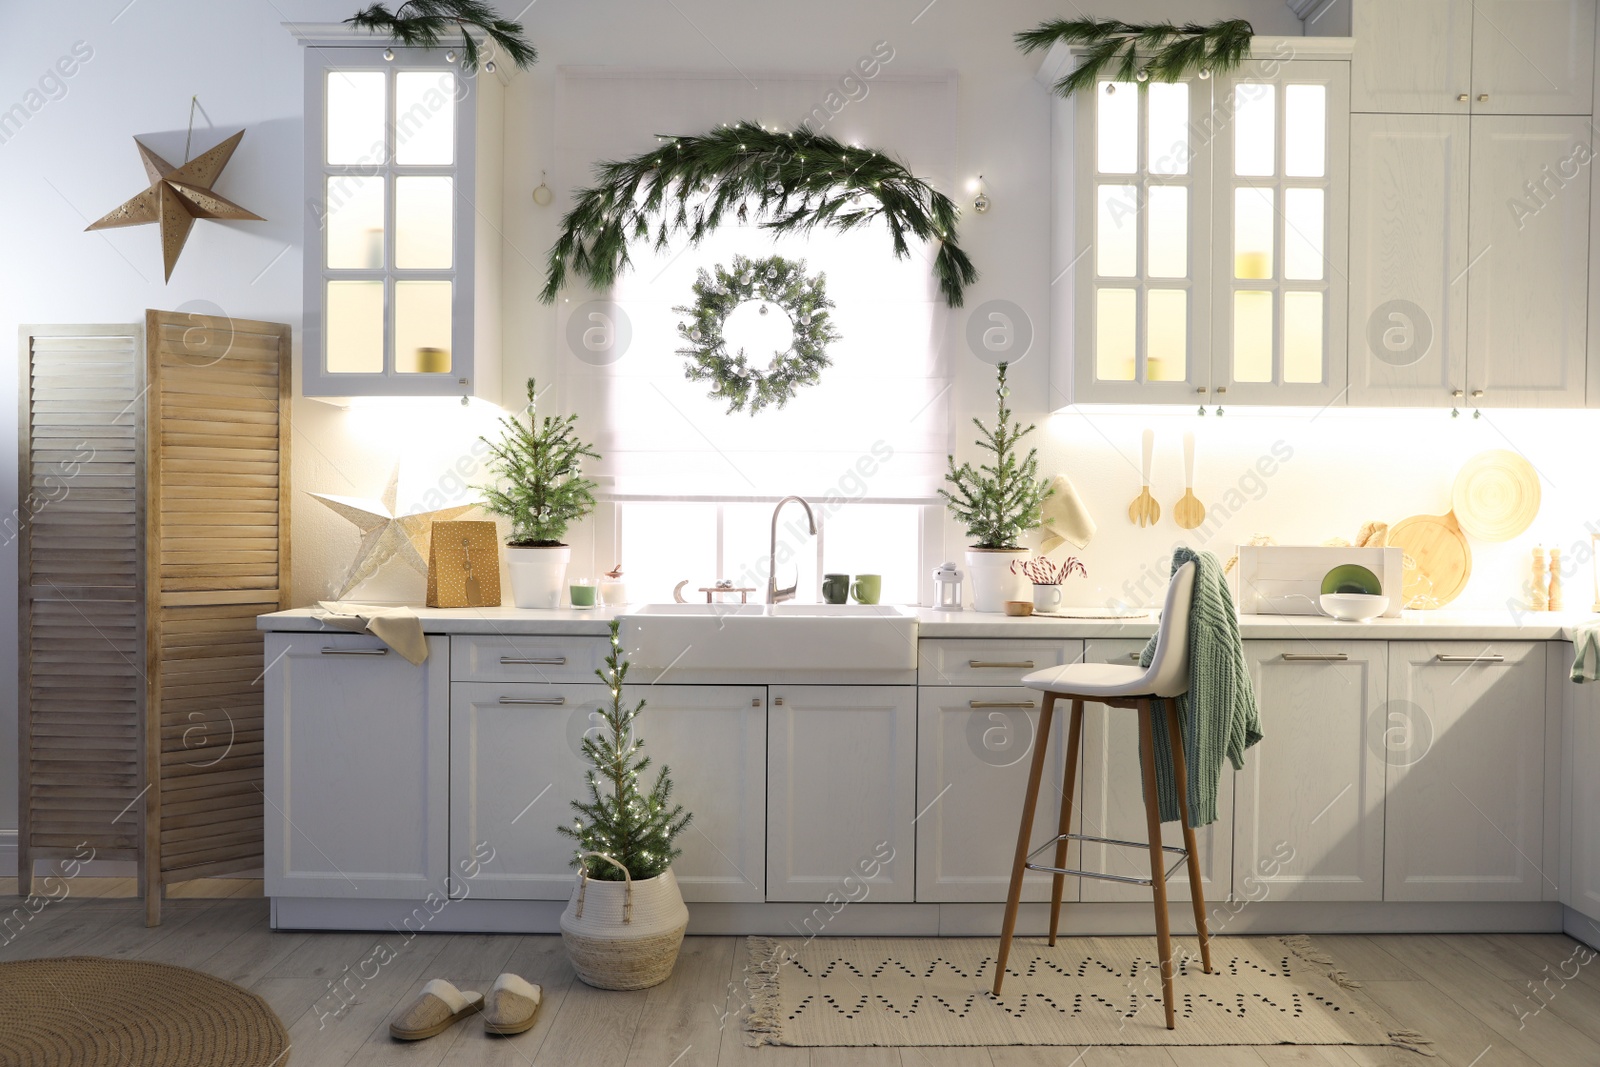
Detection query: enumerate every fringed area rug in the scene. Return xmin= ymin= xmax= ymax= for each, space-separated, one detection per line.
xmin=743 ymin=935 xmax=1433 ymax=1054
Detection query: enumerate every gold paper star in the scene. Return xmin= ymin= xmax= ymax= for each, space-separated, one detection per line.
xmin=85 ymin=129 xmax=263 ymax=282
xmin=312 ymin=468 xmax=477 ymax=598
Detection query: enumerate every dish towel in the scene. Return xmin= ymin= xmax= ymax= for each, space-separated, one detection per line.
xmin=1572 ymin=620 xmax=1600 ymax=682
xmin=313 ymin=601 xmax=428 ymax=665
xmin=1139 ymin=548 xmax=1263 ymax=826
xmin=1039 ymin=474 xmax=1096 ymax=552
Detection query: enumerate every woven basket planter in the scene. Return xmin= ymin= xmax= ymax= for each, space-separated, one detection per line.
xmin=560 ymin=852 xmax=689 ymax=990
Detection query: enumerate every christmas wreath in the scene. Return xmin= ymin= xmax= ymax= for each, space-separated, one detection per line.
xmin=674 ymin=254 xmax=839 ymax=415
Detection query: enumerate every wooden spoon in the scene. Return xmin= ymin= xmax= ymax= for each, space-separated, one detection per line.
xmin=1174 ymin=432 xmax=1205 ymax=530
xmin=1129 ymin=429 xmax=1159 ymax=528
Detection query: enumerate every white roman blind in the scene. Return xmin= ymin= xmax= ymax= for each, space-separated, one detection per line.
xmin=556 ymin=71 xmax=956 ymax=500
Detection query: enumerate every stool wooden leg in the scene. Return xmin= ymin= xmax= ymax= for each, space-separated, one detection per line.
xmin=1164 ymin=705 xmax=1212 ymax=974
xmin=994 ymin=692 xmax=1057 ymax=997
xmin=1047 ymin=699 xmax=1084 ymax=946
xmin=1137 ymin=700 xmax=1177 ymax=1030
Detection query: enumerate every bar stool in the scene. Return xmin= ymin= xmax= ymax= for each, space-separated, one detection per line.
xmin=992 ymin=561 xmax=1211 ymax=1030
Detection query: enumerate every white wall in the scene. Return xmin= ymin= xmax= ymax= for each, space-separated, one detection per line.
xmin=10 ymin=0 xmax=1595 ymax=853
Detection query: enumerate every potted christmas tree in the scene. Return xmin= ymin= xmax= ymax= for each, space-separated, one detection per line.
xmin=940 ymin=362 xmax=1053 ymax=612
xmin=476 ymin=378 xmax=599 ymax=608
xmin=557 ymin=621 xmax=692 ymax=990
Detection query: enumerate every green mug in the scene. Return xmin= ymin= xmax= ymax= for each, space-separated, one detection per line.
xmin=851 ymin=574 xmax=881 ymax=605
xmin=821 ymin=573 xmax=849 ymax=604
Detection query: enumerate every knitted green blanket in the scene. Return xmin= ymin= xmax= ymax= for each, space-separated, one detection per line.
xmin=1139 ymin=548 xmax=1262 ymax=826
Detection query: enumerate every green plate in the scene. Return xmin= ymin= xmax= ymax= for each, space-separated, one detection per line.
xmin=1321 ymin=563 xmax=1383 ymax=597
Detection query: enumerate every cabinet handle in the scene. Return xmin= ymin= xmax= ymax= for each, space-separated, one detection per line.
xmin=1435 ymin=654 xmax=1504 ymax=663
xmin=774 ymin=697 xmax=784 ymax=706
xmin=1470 ymin=390 xmax=1484 ymax=399
xmin=1451 ymin=389 xmax=1464 ymax=398
xmin=500 ymin=656 xmax=567 ymax=666
xmin=969 ymin=660 xmax=1036 ymax=669
xmin=321 ymin=647 xmax=387 ymax=655
xmin=1196 ymin=386 xmax=1208 ymax=394
xmin=1478 ymin=93 xmax=1489 ymax=102
xmin=1216 ymin=386 xmax=1227 ymax=394
xmin=1282 ymin=653 xmax=1348 ymax=662
xmin=970 ymin=700 xmax=1037 ymax=709
xmin=497 ymin=695 xmax=567 ymax=705
xmin=1458 ymin=93 xmax=1470 ymax=102
xmin=1127 ymin=651 xmax=1144 ymax=661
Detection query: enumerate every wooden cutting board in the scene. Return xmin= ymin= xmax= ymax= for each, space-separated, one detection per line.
xmin=1389 ymin=511 xmax=1472 ymax=608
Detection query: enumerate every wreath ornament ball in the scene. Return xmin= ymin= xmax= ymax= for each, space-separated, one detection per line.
xmin=675 ymin=254 xmax=839 ymax=415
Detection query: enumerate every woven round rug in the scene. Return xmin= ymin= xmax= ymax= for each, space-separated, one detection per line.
xmin=0 ymin=957 xmax=289 ymax=1066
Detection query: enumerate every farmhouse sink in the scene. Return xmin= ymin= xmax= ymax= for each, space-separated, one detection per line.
xmin=619 ymin=602 xmax=918 ymax=671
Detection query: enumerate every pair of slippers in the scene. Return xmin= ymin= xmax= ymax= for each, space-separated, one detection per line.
xmin=389 ymin=974 xmax=543 ymax=1040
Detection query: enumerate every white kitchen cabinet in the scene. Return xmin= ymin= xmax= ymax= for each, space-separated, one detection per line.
xmin=1470 ymin=1 xmax=1596 ymax=115
xmin=1349 ymin=114 xmax=1590 ymax=407
xmin=1349 ymin=1 xmax=1593 ymax=115
xmin=1234 ymin=641 xmax=1387 ymax=902
xmin=915 ymin=685 xmax=1075 ymax=903
xmin=1385 ymin=641 xmax=1549 ymax=901
xmin=450 ymin=682 xmax=765 ymax=902
xmin=1466 ymin=116 xmax=1592 ymax=407
xmin=768 ymin=686 xmax=917 ymax=903
xmin=1347 ymin=114 xmax=1471 ymax=406
xmin=1077 ymin=640 xmax=1234 ymax=904
xmin=293 ymin=33 xmax=504 ymax=400
xmin=1351 ymin=1 xmax=1475 ymax=114
xmin=1563 ymin=662 xmax=1600 ymax=922
xmin=264 ymin=633 xmax=449 ymax=900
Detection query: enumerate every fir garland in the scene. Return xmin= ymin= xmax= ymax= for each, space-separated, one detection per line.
xmin=1017 ymin=18 xmax=1254 ymax=98
xmin=940 ymin=363 xmax=1052 ymax=550
xmin=674 ymin=254 xmax=839 ymax=415
xmin=345 ymin=0 xmax=537 ymax=71
xmin=557 ymin=621 xmax=690 ymax=881
xmin=541 ymin=122 xmax=977 ymax=308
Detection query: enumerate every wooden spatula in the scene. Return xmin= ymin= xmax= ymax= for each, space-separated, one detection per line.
xmin=1174 ymin=432 xmax=1205 ymax=530
xmin=1129 ymin=429 xmax=1159 ymax=527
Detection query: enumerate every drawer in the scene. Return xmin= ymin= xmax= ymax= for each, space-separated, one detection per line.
xmin=450 ymin=635 xmax=610 ymax=683
xmin=918 ymin=639 xmax=1084 ymax=687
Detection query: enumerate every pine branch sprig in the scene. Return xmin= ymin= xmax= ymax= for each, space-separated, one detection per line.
xmin=542 ymin=121 xmax=977 ymax=308
xmin=345 ymin=0 xmax=537 ymax=70
xmin=1016 ymin=17 xmax=1254 ymax=98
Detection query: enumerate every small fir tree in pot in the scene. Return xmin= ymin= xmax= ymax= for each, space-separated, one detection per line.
xmin=476 ymin=378 xmax=599 ymax=607
xmin=940 ymin=363 xmax=1052 ymax=612
xmin=556 ymin=621 xmax=693 ymax=990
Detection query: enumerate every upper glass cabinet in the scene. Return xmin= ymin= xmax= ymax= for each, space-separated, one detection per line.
xmin=1043 ymin=39 xmax=1352 ymax=408
xmin=299 ymin=43 xmax=503 ymax=401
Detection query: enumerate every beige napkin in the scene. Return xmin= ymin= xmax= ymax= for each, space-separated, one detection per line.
xmin=314 ymin=601 xmax=428 ymax=665
xmin=1039 ymin=474 xmax=1096 ymax=552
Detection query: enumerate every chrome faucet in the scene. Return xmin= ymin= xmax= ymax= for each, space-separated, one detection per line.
xmin=766 ymin=495 xmax=817 ymax=604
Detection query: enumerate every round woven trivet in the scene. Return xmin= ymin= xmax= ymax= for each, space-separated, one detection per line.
xmin=0 ymin=957 xmax=290 ymax=1066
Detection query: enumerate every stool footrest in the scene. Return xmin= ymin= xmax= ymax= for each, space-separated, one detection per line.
xmin=1025 ymin=833 xmax=1189 ymax=887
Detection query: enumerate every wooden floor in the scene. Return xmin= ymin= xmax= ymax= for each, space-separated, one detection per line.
xmin=2 ymin=878 xmax=1598 ymax=1066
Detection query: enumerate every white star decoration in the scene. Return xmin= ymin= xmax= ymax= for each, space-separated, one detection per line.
xmin=312 ymin=468 xmax=477 ymax=598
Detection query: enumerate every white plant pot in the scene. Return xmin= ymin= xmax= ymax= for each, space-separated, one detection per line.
xmin=505 ymin=544 xmax=571 ymax=609
xmin=560 ymin=856 xmax=689 ymax=991
xmin=965 ymin=547 xmax=1030 ymax=613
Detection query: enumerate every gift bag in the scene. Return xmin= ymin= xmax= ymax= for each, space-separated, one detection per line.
xmin=426 ymin=520 xmax=502 ymax=607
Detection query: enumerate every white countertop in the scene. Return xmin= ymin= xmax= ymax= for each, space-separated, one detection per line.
xmin=257 ymin=604 xmax=1595 ymax=641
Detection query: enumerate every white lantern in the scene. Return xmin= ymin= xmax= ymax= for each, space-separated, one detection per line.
xmin=932 ymin=562 xmax=964 ymax=611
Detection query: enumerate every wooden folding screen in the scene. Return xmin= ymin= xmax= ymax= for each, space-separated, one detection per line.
xmin=17 ymin=324 xmax=147 ymax=889
xmin=18 ymin=312 xmax=290 ymax=924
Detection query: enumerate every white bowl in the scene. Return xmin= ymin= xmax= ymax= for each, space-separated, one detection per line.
xmin=1320 ymin=593 xmax=1388 ymax=623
